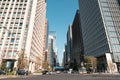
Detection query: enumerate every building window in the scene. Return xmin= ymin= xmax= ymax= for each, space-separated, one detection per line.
xmin=7 ymin=51 xmax=12 ymax=56
xmin=8 ymin=32 xmax=11 ymax=36
xmin=10 ymin=44 xmax=13 ymax=48
xmin=12 ymin=33 xmax=16 ymax=37
xmin=0 ymin=12 xmax=2 ymax=15
xmin=11 ymin=38 xmax=15 ymax=42
xmin=11 ymin=22 xmax=14 ymax=26
xmin=1 ymin=38 xmax=4 ymax=42
xmin=118 ymin=0 xmax=120 ymax=5
xmin=14 ymin=27 xmax=17 ymax=29
xmin=13 ymin=52 xmax=16 ymax=56
xmin=5 ymin=44 xmax=8 ymax=48
xmin=16 ymin=38 xmax=19 ymax=43
xmin=6 ymin=38 xmax=9 ymax=42
xmin=17 ymin=33 xmax=21 ymax=37
xmin=17 ymin=12 xmax=21 ymax=16
xmin=19 ymin=23 xmax=23 ymax=26
xmin=15 ymin=22 xmax=18 ymax=26
xmin=0 ymin=44 xmax=2 ymax=48
xmin=15 ymin=44 xmax=18 ymax=48
xmin=2 ymin=33 xmax=5 ymax=37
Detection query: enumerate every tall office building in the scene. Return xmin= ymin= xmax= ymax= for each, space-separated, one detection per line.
xmin=63 ymin=44 xmax=68 ymax=67
xmin=48 ymin=33 xmax=57 ymax=69
xmin=43 ymin=19 xmax=48 ymax=62
xmin=66 ymin=24 xmax=72 ymax=65
xmin=71 ymin=10 xmax=84 ymax=69
xmin=78 ymin=0 xmax=120 ymax=73
xmin=65 ymin=10 xmax=84 ymax=70
xmin=0 ymin=0 xmax=46 ymax=72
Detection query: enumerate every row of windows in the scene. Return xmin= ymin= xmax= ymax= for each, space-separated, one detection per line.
xmin=0 ymin=44 xmax=18 ymax=48
xmin=0 ymin=0 xmax=27 ymax=2
xmin=100 ymin=1 xmax=120 ymax=55
xmin=0 ymin=38 xmax=19 ymax=42
xmin=114 ymin=52 xmax=120 ymax=62
xmin=0 ymin=18 xmax=24 ymax=23
xmin=0 ymin=7 xmax=26 ymax=10
xmin=2 ymin=51 xmax=17 ymax=57
xmin=0 ymin=22 xmax=23 ymax=26
xmin=0 ymin=12 xmax=25 ymax=15
xmin=0 ymin=17 xmax=24 ymax=20
xmin=0 ymin=27 xmax=22 ymax=30
xmin=112 ymin=44 xmax=120 ymax=52
xmin=110 ymin=37 xmax=119 ymax=44
xmin=1 ymin=3 xmax=26 ymax=6
xmin=1 ymin=32 xmax=21 ymax=37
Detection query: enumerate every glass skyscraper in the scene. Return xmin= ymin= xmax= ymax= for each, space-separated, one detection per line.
xmin=79 ymin=0 xmax=120 ymax=73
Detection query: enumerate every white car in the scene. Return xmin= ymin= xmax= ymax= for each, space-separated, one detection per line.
xmin=79 ymin=67 xmax=87 ymax=74
xmin=56 ymin=71 xmax=60 ymax=74
xmin=68 ymin=69 xmax=73 ymax=74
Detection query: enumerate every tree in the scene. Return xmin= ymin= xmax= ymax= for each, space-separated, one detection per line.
xmin=42 ymin=61 xmax=50 ymax=70
xmin=0 ymin=62 xmax=6 ymax=70
xmin=84 ymin=56 xmax=97 ymax=69
xmin=17 ymin=49 xmax=28 ymax=69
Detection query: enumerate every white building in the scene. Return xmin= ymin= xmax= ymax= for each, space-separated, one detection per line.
xmin=0 ymin=0 xmax=46 ymax=73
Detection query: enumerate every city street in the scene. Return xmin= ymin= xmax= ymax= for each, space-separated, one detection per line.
xmin=0 ymin=73 xmax=120 ymax=80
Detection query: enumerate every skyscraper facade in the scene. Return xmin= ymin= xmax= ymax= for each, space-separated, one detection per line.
xmin=78 ymin=0 xmax=120 ymax=73
xmin=63 ymin=43 xmax=68 ymax=67
xmin=65 ymin=10 xmax=84 ymax=70
xmin=67 ymin=24 xmax=72 ymax=64
xmin=71 ymin=10 xmax=84 ymax=69
xmin=48 ymin=33 xmax=57 ymax=70
xmin=0 ymin=0 xmax=46 ymax=72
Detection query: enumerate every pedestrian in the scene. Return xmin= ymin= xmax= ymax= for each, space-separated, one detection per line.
xmin=26 ymin=70 xmax=28 ymax=76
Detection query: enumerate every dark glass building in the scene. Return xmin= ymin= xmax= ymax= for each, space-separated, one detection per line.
xmin=78 ymin=0 xmax=120 ymax=73
xmin=66 ymin=10 xmax=84 ymax=70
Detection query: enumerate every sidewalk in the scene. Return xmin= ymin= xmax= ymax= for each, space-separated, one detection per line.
xmin=0 ymin=73 xmax=42 ymax=79
xmin=88 ymin=72 xmax=120 ymax=75
xmin=0 ymin=75 xmax=19 ymax=79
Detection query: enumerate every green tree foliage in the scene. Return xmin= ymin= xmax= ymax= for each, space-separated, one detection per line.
xmin=84 ymin=56 xmax=97 ymax=68
xmin=17 ymin=50 xmax=27 ymax=69
xmin=0 ymin=62 xmax=6 ymax=70
xmin=42 ymin=61 xmax=50 ymax=70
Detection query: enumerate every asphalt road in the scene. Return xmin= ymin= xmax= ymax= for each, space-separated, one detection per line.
xmin=1 ymin=73 xmax=120 ymax=80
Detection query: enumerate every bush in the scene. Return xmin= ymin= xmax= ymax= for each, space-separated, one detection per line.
xmin=8 ymin=71 xmax=14 ymax=75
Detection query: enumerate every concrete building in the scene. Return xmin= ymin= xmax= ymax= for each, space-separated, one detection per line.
xmin=78 ymin=0 xmax=120 ymax=73
xmin=0 ymin=0 xmax=46 ymax=73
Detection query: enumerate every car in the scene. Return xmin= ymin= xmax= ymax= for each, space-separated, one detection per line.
xmin=42 ymin=70 xmax=48 ymax=75
xmin=56 ymin=71 xmax=60 ymax=74
xmin=68 ymin=69 xmax=73 ymax=74
xmin=79 ymin=67 xmax=87 ymax=74
xmin=17 ymin=69 xmax=26 ymax=75
xmin=0 ymin=70 xmax=6 ymax=75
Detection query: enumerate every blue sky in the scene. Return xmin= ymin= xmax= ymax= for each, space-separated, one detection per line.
xmin=46 ymin=0 xmax=78 ymax=64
